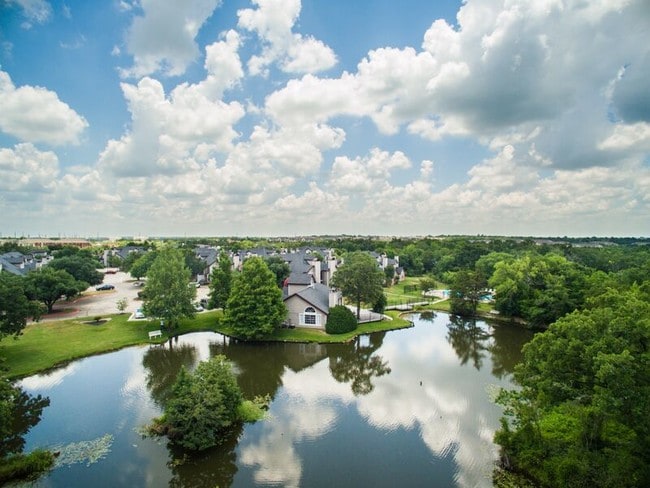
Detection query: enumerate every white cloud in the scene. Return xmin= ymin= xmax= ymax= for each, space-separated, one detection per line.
xmin=0 ymin=71 xmax=88 ymax=145
xmin=121 ymin=0 xmax=222 ymax=78
xmin=8 ymin=0 xmax=52 ymax=29
xmin=0 ymin=143 xmax=58 ymax=194
xmin=330 ymin=148 xmax=411 ymax=194
xmin=238 ymin=0 xmax=337 ymax=76
xmin=98 ymin=75 xmax=244 ymax=177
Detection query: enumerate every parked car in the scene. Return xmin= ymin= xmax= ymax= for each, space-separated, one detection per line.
xmin=95 ymin=284 xmax=115 ymax=291
xmin=194 ymin=303 xmax=204 ymax=312
xmin=134 ymin=308 xmax=145 ymax=319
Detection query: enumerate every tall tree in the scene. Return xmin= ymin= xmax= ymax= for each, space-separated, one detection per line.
xmin=331 ymin=251 xmax=384 ymax=319
xmin=209 ymin=251 xmax=233 ymax=309
xmin=0 ymin=273 xmax=42 ymax=339
xmin=264 ymin=255 xmax=291 ymax=288
xmin=495 ymin=288 xmax=650 ymax=487
xmin=24 ymin=267 xmax=84 ymax=313
xmin=48 ymin=255 xmax=103 ymax=286
xmin=143 ymin=247 xmax=196 ymax=329
xmin=128 ymin=251 xmax=158 ymax=280
xmin=224 ymin=257 xmax=286 ymax=339
xmin=448 ymin=269 xmax=487 ymax=317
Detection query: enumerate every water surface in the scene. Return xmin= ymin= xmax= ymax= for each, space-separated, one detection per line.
xmin=20 ymin=313 xmax=533 ymax=487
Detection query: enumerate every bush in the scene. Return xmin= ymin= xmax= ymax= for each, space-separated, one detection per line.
xmin=0 ymin=450 xmax=55 ymax=484
xmin=325 ymin=305 xmax=358 ymax=334
xmin=157 ymin=355 xmax=243 ymax=451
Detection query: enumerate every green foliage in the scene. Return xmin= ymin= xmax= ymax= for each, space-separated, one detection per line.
xmin=418 ymin=276 xmax=437 ymax=293
xmin=383 ymin=264 xmax=395 ymax=285
xmin=159 ymin=355 xmax=243 ymax=451
xmin=0 ymin=273 xmax=42 ymax=339
xmin=372 ymin=293 xmax=387 ymax=314
xmin=209 ymin=251 xmax=233 ymax=309
xmin=325 ymin=305 xmax=358 ymax=334
xmin=116 ymin=297 xmax=128 ymax=313
xmin=48 ymin=255 xmax=103 ymax=286
xmin=0 ymin=449 xmax=54 ymax=484
xmin=449 ymin=269 xmax=487 ymax=317
xmin=224 ymin=257 xmax=286 ymax=339
xmin=142 ymin=247 xmax=196 ymax=329
xmin=495 ymin=288 xmax=650 ymax=487
xmin=183 ymin=249 xmax=205 ymax=278
xmin=0 ymin=374 xmax=50 ymax=466
xmin=128 ymin=251 xmax=158 ymax=280
xmin=25 ymin=267 xmax=85 ymax=313
xmin=264 ymin=255 xmax=291 ymax=287
xmin=489 ymin=253 xmax=586 ymax=327
xmin=332 ymin=251 xmax=384 ymax=319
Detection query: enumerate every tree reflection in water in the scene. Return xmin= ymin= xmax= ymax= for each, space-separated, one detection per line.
xmin=142 ymin=338 xmax=198 ymax=407
xmin=487 ymin=323 xmax=534 ymax=379
xmin=328 ymin=332 xmax=391 ymax=395
xmin=445 ymin=315 xmax=490 ymax=370
xmin=167 ymin=422 xmax=242 ymax=488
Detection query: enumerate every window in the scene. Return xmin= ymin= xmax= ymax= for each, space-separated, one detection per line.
xmin=300 ymin=307 xmax=320 ymax=326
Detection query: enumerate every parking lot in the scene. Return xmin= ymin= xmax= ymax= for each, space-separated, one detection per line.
xmin=45 ymin=271 xmax=210 ymax=321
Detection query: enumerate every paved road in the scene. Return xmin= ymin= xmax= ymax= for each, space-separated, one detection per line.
xmin=43 ymin=271 xmax=210 ymax=321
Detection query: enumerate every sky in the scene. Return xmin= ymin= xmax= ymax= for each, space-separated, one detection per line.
xmin=0 ymin=0 xmax=649 ymax=238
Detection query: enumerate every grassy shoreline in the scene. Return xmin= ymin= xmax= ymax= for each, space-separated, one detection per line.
xmin=2 ymin=310 xmax=413 ymax=380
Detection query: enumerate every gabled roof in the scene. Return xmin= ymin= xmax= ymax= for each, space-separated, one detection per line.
xmin=0 ymin=256 xmax=25 ymax=276
xmin=285 ymin=283 xmax=331 ymax=314
xmin=1 ymin=251 xmax=26 ymax=265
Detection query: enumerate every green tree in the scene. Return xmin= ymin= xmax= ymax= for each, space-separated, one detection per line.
xmin=419 ymin=276 xmax=437 ymax=294
xmin=142 ymin=247 xmax=196 ymax=330
xmin=331 ymin=251 xmax=384 ymax=319
xmin=24 ymin=267 xmax=84 ymax=313
xmin=129 ymin=251 xmax=158 ymax=280
xmin=183 ymin=250 xmax=205 ymax=278
xmin=48 ymin=255 xmax=103 ymax=286
xmin=209 ymin=251 xmax=233 ymax=309
xmin=383 ymin=264 xmax=395 ymax=285
xmin=264 ymin=255 xmax=291 ymax=288
xmin=157 ymin=355 xmax=243 ymax=451
xmin=224 ymin=257 xmax=286 ymax=339
xmin=495 ymin=288 xmax=650 ymax=487
xmin=449 ymin=270 xmax=487 ymax=317
xmin=0 ymin=273 xmax=42 ymax=339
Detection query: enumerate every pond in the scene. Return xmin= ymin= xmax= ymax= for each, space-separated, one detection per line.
xmin=19 ymin=312 xmax=533 ymax=487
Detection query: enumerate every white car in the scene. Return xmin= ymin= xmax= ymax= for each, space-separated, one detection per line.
xmin=134 ymin=309 xmax=145 ymax=319
xmin=194 ymin=303 xmax=204 ymax=312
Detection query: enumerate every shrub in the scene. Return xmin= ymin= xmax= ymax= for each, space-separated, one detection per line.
xmin=325 ymin=305 xmax=358 ymax=334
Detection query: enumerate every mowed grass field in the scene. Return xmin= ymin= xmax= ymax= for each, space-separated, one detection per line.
xmin=2 ymin=310 xmax=413 ymax=379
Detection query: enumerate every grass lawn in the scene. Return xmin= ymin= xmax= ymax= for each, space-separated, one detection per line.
xmin=2 ymin=311 xmax=413 ymax=379
xmin=384 ymin=277 xmax=425 ymax=305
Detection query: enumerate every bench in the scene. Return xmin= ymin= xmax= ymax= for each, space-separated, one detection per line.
xmin=148 ymin=330 xmax=162 ymax=340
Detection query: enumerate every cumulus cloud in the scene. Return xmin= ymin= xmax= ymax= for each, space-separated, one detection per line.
xmin=330 ymin=148 xmax=411 ymax=194
xmin=0 ymin=143 xmax=59 ymax=194
xmin=121 ymin=0 xmax=222 ymax=78
xmin=0 ymin=71 xmax=88 ymax=145
xmin=265 ymin=0 xmax=649 ymax=173
xmin=98 ymin=74 xmax=245 ymax=177
xmin=238 ymin=0 xmax=337 ymax=76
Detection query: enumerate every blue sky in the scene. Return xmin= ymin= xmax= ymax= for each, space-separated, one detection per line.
xmin=1 ymin=0 xmax=649 ymax=238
